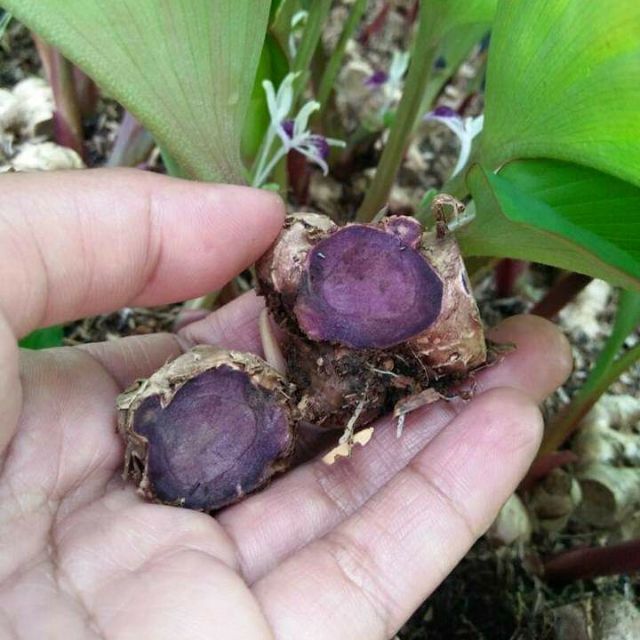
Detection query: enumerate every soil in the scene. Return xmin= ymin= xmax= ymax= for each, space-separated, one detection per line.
xmin=2 ymin=7 xmax=639 ymax=639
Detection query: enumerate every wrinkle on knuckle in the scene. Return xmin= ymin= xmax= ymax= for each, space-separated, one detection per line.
xmin=21 ymin=220 xmax=50 ymax=333
xmin=405 ymin=459 xmax=478 ymax=545
xmin=322 ymin=529 xmax=393 ymax=638
xmin=311 ymin=459 xmax=363 ymax=519
xmin=132 ymin=187 xmax=164 ymax=303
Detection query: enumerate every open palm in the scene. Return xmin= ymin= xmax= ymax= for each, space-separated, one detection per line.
xmin=0 ymin=170 xmax=572 ymax=640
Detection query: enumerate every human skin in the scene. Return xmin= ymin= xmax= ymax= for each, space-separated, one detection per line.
xmin=0 ymin=169 xmax=573 ymax=640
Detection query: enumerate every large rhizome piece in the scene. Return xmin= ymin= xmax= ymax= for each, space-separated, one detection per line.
xmin=117 ymin=197 xmax=488 ymax=511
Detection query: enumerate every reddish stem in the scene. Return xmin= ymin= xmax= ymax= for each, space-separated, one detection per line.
xmin=543 ymin=539 xmax=640 ymax=585
xmin=71 ymin=67 xmax=99 ymax=118
xmin=457 ymin=91 xmax=480 ymax=117
xmin=358 ymin=3 xmax=390 ymax=45
xmin=287 ymin=149 xmax=311 ymax=207
xmin=494 ymin=258 xmax=528 ymax=297
xmin=33 ymin=36 xmax=85 ymax=159
xmin=406 ymin=0 xmax=419 ymax=24
xmin=519 ymin=450 xmax=578 ymax=493
xmin=530 ymin=272 xmax=592 ymax=319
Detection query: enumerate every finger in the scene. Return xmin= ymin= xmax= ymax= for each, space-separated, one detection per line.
xmin=0 ymin=315 xmax=21 ymax=452
xmin=79 ymin=291 xmax=265 ymax=390
xmin=178 ymin=290 xmax=266 ymax=355
xmin=0 ymin=169 xmax=283 ymax=338
xmin=221 ymin=315 xmax=572 ymax=583
xmin=480 ymin=314 xmax=575 ymax=396
xmin=79 ymin=333 xmax=182 ymax=390
xmin=253 ymin=388 xmax=543 ymax=640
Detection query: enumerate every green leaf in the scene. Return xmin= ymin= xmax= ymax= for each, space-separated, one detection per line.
xmin=2 ymin=0 xmax=270 ymax=182
xmin=19 ymin=325 xmax=64 ymax=350
xmin=480 ymin=0 xmax=640 ymax=186
xmin=459 ymin=159 xmax=640 ymax=290
xmin=609 ymin=290 xmax=640 ymax=355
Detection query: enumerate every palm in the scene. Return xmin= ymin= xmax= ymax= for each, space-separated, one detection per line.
xmin=0 ymin=170 xmax=572 ymax=639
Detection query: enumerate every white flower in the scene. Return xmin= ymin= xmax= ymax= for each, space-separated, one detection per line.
xmin=288 ymin=10 xmax=308 ymax=58
xmin=252 ymin=73 xmax=345 ymax=187
xmin=262 ymin=72 xmax=297 ymax=128
xmin=387 ymin=50 xmax=410 ymax=93
xmin=423 ymin=107 xmax=484 ymax=177
xmin=365 ymin=50 xmax=411 ymax=118
xmin=276 ymin=101 xmax=345 ymax=175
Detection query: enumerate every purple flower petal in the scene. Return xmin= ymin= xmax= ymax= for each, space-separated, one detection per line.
xmin=432 ymin=106 xmax=459 ymax=119
xmin=310 ymin=135 xmax=330 ymax=161
xmin=281 ymin=119 xmax=295 ymax=138
xmin=365 ymin=69 xmax=388 ymax=88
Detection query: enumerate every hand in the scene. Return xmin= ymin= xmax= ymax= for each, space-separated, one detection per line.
xmin=0 ymin=169 xmax=572 ymax=640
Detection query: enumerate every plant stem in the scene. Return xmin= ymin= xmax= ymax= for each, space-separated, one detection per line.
xmin=71 ymin=66 xmax=98 ymax=118
xmin=291 ymin=0 xmax=332 ymax=105
xmin=358 ymin=2 xmax=389 ymax=46
xmin=252 ymin=143 xmax=286 ymax=188
xmin=539 ymin=341 xmax=640 ymax=456
xmin=251 ymin=124 xmax=278 ymax=187
xmin=530 ymin=272 xmax=592 ymax=319
xmin=494 ymin=259 xmax=528 ymax=298
xmin=33 ymin=36 xmax=85 ymax=158
xmin=107 ymin=111 xmax=154 ymax=168
xmin=519 ymin=450 xmax=578 ymax=493
xmin=539 ymin=290 xmax=640 ymax=456
xmin=543 ymin=539 xmax=640 ymax=584
xmin=316 ymin=0 xmax=367 ymax=114
xmin=287 ymin=148 xmax=311 ymax=205
xmin=356 ymin=5 xmax=435 ymax=222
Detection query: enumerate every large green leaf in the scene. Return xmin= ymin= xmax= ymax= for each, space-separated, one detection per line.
xmin=459 ymin=159 xmax=640 ymax=290
xmin=2 ymin=0 xmax=270 ymax=182
xmin=479 ymin=0 xmax=640 ymax=186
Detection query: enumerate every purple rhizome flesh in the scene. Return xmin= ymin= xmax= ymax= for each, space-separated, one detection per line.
xmin=294 ymin=225 xmax=443 ymax=348
xmin=117 ymin=347 xmax=294 ymax=512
